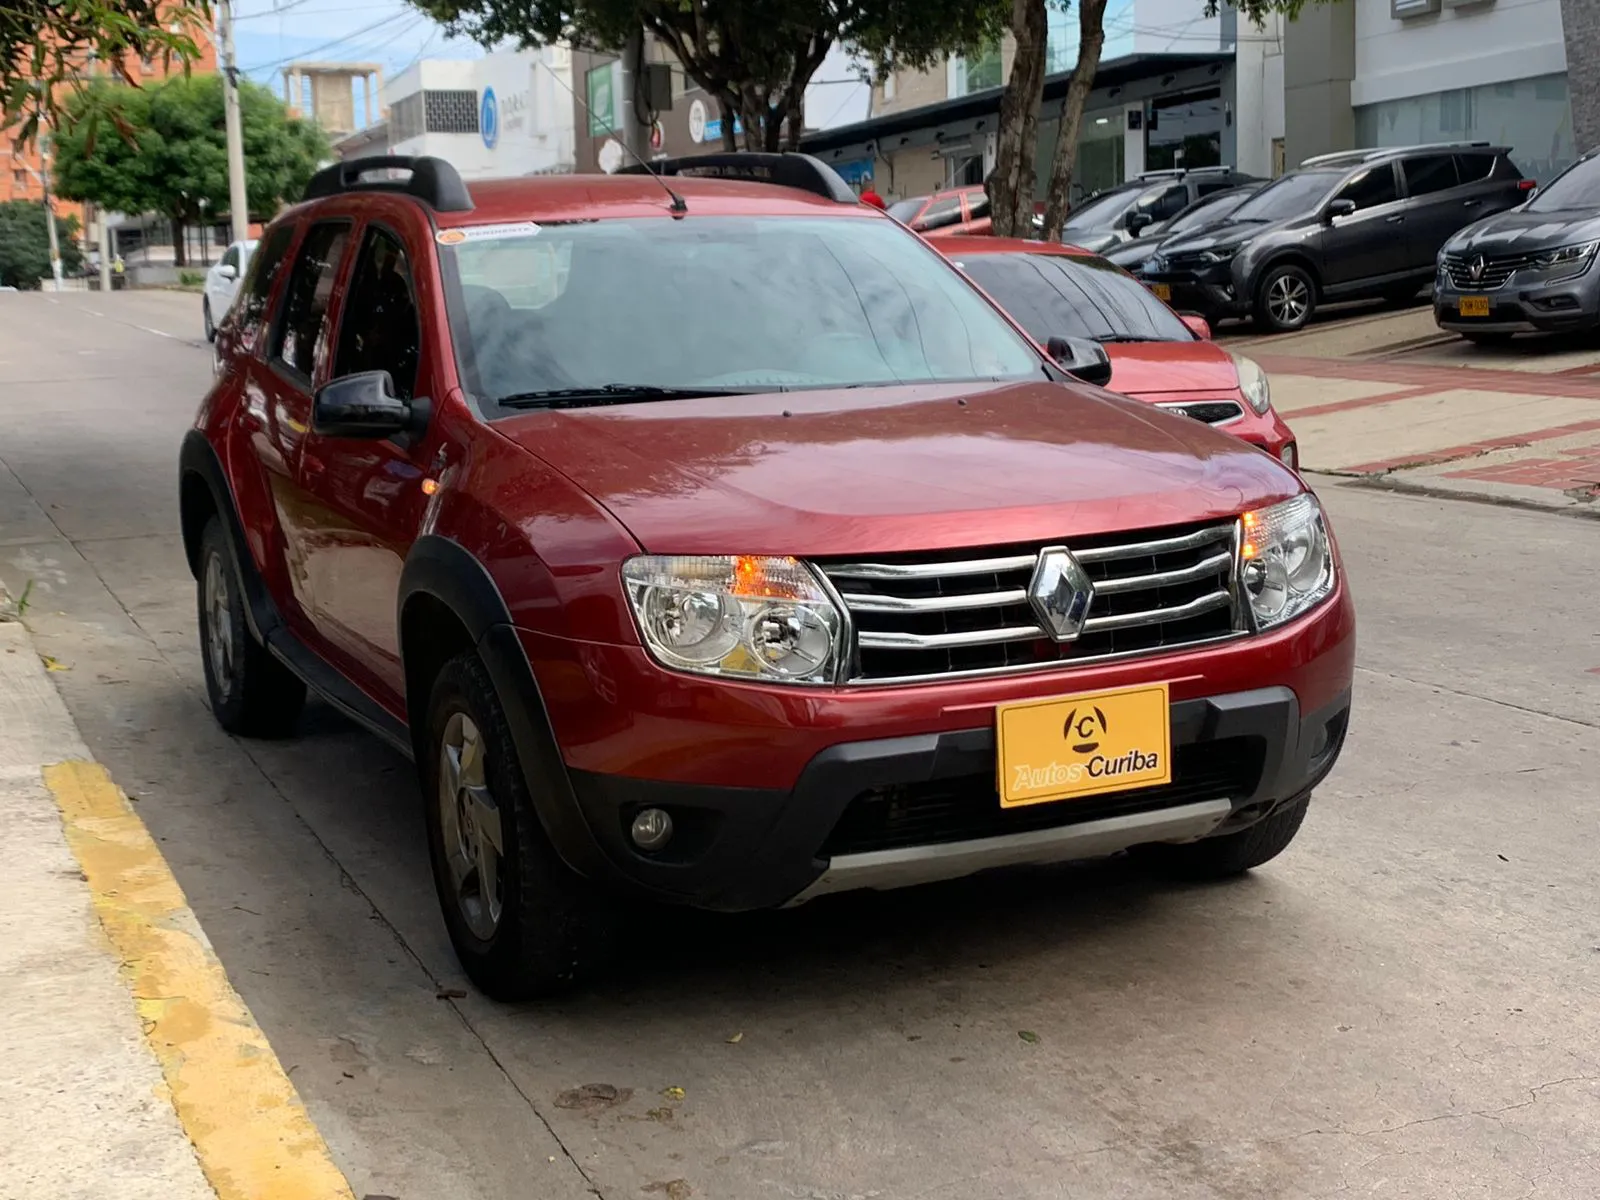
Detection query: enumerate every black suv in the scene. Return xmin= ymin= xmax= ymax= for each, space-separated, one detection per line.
xmin=1141 ymin=143 xmax=1532 ymax=332
xmin=1058 ymin=167 xmax=1264 ymax=254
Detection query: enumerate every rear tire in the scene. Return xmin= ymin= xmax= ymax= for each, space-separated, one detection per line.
xmin=196 ymin=516 xmax=306 ymax=737
xmin=422 ymin=652 xmax=616 ymax=1000
xmin=1133 ymin=794 xmax=1310 ymax=881
xmin=203 ymin=298 xmax=215 ymax=342
xmin=1254 ymin=264 xmax=1317 ymax=333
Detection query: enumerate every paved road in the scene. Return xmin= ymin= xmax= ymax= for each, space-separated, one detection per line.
xmin=5 ymin=290 xmax=1600 ymax=1200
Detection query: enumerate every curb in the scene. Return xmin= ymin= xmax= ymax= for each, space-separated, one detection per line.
xmin=0 ymin=615 xmax=355 ymax=1200
xmin=1307 ymin=470 xmax=1600 ymax=521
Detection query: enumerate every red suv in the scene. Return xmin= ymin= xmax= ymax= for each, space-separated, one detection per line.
xmin=934 ymin=237 xmax=1298 ymax=466
xmin=181 ymin=154 xmax=1354 ymax=999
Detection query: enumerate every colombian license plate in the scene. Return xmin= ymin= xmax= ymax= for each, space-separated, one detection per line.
xmin=1458 ymin=295 xmax=1490 ymax=317
xmin=1150 ymin=283 xmax=1172 ymax=301
xmin=996 ymin=683 xmax=1172 ymax=808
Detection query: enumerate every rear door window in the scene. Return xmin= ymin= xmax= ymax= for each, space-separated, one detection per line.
xmin=271 ymin=222 xmax=351 ymax=381
xmin=1403 ymin=154 xmax=1460 ymax=196
xmin=232 ymin=222 xmax=295 ymax=350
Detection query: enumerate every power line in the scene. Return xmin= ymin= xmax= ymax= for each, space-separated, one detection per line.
xmin=240 ymin=10 xmax=414 ymax=73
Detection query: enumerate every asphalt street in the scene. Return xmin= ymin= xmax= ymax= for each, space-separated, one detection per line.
xmin=3 ymin=289 xmax=1599 ymax=1200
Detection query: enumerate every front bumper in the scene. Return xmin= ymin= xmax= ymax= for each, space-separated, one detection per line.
xmin=1141 ymin=263 xmax=1249 ymax=321
xmin=1434 ymin=270 xmax=1600 ymax=334
xmin=524 ymin=581 xmax=1354 ymax=910
xmin=1143 ymin=393 xmax=1297 ymax=463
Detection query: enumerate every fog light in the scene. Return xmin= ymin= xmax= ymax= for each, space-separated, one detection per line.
xmin=1280 ymin=442 xmax=1298 ymax=470
xmin=630 ymin=808 xmax=674 ymax=852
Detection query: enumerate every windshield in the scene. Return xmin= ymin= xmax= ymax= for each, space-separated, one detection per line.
xmin=1525 ymin=155 xmax=1600 ymax=212
xmin=1164 ymin=189 xmax=1256 ymax=236
xmin=1061 ymin=186 xmax=1139 ymax=231
xmin=958 ymin=252 xmax=1194 ymax=344
xmin=1229 ymin=171 xmax=1340 ymax=223
xmin=443 ymin=216 xmax=1045 ymax=406
xmin=886 ymin=198 xmax=923 ymax=222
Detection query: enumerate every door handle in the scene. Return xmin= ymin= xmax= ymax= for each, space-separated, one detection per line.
xmin=1463 ymin=198 xmax=1483 ymax=207
xmin=1385 ymin=215 xmax=1405 ymax=223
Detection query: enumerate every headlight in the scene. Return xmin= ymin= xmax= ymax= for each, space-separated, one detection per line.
xmin=622 ymin=555 xmax=842 ymax=684
xmin=1532 ymin=242 xmax=1597 ymax=270
xmin=1201 ymin=246 xmax=1238 ymax=264
xmin=1232 ymin=354 xmax=1272 ymax=415
xmin=1239 ymin=494 xmax=1335 ymax=631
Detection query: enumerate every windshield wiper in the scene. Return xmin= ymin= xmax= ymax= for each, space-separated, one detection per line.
xmin=1092 ymin=334 xmax=1165 ymax=343
xmin=497 ymin=384 xmax=762 ymax=409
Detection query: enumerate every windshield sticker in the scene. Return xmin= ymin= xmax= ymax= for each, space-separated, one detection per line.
xmin=435 ymin=222 xmax=542 ymax=245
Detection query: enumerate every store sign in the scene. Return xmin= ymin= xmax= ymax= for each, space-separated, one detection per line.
xmin=481 ymin=88 xmax=499 ymax=149
xmin=587 ymin=64 xmax=616 ymax=137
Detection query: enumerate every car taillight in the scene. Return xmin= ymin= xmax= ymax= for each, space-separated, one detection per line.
xmin=1518 ymin=179 xmax=1538 ymax=191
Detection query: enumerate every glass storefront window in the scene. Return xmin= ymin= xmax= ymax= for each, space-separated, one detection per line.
xmin=1354 ymin=73 xmax=1574 ymax=183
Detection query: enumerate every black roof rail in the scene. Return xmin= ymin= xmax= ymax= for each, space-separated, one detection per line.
xmin=617 ymin=152 xmax=857 ymax=204
xmin=302 ymin=155 xmax=475 ymax=213
xmin=1137 ymin=165 xmax=1242 ymax=179
xmin=1298 ymin=140 xmax=1494 ymax=168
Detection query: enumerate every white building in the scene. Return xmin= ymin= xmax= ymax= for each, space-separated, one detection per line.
xmin=378 ymin=48 xmax=578 ymax=178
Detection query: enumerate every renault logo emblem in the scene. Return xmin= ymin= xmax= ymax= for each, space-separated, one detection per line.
xmin=1028 ymin=547 xmax=1096 ymax=641
xmin=1469 ymin=254 xmax=1485 ymax=282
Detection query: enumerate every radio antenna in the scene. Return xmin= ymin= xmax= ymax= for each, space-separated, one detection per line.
xmin=532 ymin=48 xmax=687 ymax=213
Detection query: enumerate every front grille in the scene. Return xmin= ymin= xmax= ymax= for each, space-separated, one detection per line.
xmin=1159 ymin=400 xmax=1244 ymax=425
xmin=1160 ymin=252 xmax=1212 ymax=273
xmin=822 ymin=737 xmax=1265 ymax=856
xmin=1442 ymin=251 xmax=1533 ymax=291
xmin=818 ymin=520 xmax=1241 ymax=684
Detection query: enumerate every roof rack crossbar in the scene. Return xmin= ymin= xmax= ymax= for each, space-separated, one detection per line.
xmin=302 ymin=155 xmax=475 ymax=213
xmin=617 ymin=152 xmax=857 ymax=204
xmin=1137 ymin=165 xmax=1242 ymax=178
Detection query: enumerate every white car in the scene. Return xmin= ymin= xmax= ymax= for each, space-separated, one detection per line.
xmin=203 ymin=239 xmax=256 ymax=341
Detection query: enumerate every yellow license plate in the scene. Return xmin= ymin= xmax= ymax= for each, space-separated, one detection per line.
xmin=996 ymin=683 xmax=1172 ymax=808
xmin=1150 ymin=283 xmax=1172 ymax=301
xmin=1458 ymin=295 xmax=1490 ymax=317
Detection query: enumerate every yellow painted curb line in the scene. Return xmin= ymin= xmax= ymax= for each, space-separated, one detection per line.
xmin=43 ymin=760 xmax=356 ymax=1200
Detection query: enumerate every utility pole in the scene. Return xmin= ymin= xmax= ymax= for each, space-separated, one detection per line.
xmin=615 ymin=28 xmax=650 ymax=165
xmin=38 ymin=125 xmax=64 ymax=292
xmin=98 ymin=211 xmax=112 ymax=294
xmin=219 ymin=0 xmax=250 ymax=246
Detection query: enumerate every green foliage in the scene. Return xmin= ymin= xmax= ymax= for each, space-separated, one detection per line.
xmin=406 ymin=0 xmax=1010 ymax=150
xmin=3 ymin=0 xmax=210 ymax=148
xmin=50 ymin=74 xmax=329 ymax=228
xmin=0 ymin=200 xmax=84 ymax=289
xmin=178 ymin=269 xmax=206 ymax=286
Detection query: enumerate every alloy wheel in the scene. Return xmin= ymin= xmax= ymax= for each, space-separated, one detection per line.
xmin=202 ymin=551 xmax=235 ymax=702
xmin=438 ymin=712 xmax=505 ymax=940
xmin=1267 ymin=274 xmax=1310 ymax=327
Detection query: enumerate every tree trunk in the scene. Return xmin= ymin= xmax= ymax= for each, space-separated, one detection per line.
xmin=716 ymin=92 xmax=740 ymax=151
xmin=986 ymin=0 xmax=1049 ymax=239
xmin=171 ymin=215 xmax=186 ymax=267
xmin=1042 ymin=0 xmax=1109 ymax=242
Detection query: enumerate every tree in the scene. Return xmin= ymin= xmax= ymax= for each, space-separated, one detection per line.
xmin=2 ymin=0 xmax=209 ymax=148
xmin=0 ymin=201 xmax=84 ymax=288
xmin=993 ymin=0 xmax=1336 ymax=241
xmin=409 ymin=0 xmax=1009 ymax=152
xmin=51 ymin=73 xmax=328 ymax=265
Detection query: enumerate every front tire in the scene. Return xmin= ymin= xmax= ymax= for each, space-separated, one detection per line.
xmin=1254 ymin=264 xmax=1317 ymax=333
xmin=203 ymin=297 xmax=216 ymax=342
xmin=422 ymin=652 xmax=616 ymax=1000
xmin=1133 ymin=794 xmax=1310 ymax=880
xmin=196 ymin=516 xmax=306 ymax=737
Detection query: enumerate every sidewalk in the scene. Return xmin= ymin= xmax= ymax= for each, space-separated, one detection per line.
xmin=1245 ymin=308 xmax=1600 ymax=515
xmin=0 ymin=607 xmax=354 ymax=1200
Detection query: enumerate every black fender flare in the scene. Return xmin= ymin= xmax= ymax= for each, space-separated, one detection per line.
xmin=178 ymin=429 xmax=280 ymax=645
xmin=1246 ymin=252 xmax=1322 ymax=305
xmin=397 ymin=535 xmax=616 ymax=885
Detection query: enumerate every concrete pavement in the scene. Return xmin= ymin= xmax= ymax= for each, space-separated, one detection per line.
xmin=4 ymin=289 xmax=1600 ymax=1199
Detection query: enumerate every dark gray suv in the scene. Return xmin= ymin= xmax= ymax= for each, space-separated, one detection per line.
xmin=1435 ymin=147 xmax=1600 ymax=342
xmin=1058 ymin=166 xmax=1263 ymax=254
xmin=1141 ymin=142 xmax=1532 ymax=332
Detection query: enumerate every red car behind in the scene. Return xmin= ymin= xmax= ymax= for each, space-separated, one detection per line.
xmin=934 ymin=237 xmax=1298 ymax=466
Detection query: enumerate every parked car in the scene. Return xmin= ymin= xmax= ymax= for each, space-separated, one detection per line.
xmin=1058 ymin=167 xmax=1264 ymax=254
xmin=1104 ymin=182 xmax=1266 ymax=275
xmin=936 ymin=236 xmax=1297 ymax=465
xmin=886 ymin=186 xmax=993 ymax=236
xmin=1142 ymin=142 xmax=1533 ymax=333
xmin=202 ymin=239 xmax=256 ymax=342
xmin=1434 ymin=146 xmax=1598 ymax=342
xmin=181 ymin=152 xmax=1354 ymax=999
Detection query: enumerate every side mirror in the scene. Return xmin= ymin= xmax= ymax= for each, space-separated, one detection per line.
xmin=217 ymin=262 xmax=237 ymax=280
xmin=313 ymin=371 xmax=422 ymax=439
xmin=1324 ymin=198 xmax=1357 ymax=223
xmin=1180 ymin=313 xmax=1212 ymax=340
xmin=1047 ymin=336 xmax=1113 ymax=387
xmin=1126 ymin=211 xmax=1154 ymax=236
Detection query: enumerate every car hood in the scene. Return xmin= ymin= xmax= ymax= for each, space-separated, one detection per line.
xmin=1104 ymin=234 xmax=1163 ymax=267
xmin=1158 ymin=220 xmax=1284 ymax=257
xmin=1444 ymin=207 xmax=1600 ymax=255
xmin=495 ymin=381 xmax=1298 ymax=557
xmin=1103 ymin=342 xmax=1242 ymax=396
xmin=1062 ymin=229 xmax=1121 ymax=253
